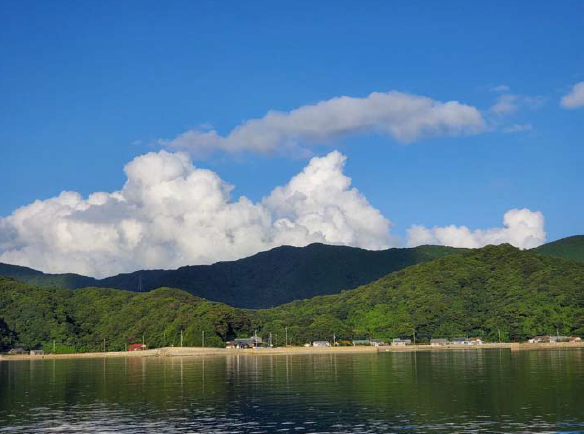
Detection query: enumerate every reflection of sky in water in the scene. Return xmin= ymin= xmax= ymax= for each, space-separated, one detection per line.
xmin=1 ymin=350 xmax=584 ymax=433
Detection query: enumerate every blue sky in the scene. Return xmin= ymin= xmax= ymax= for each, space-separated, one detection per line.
xmin=0 ymin=1 xmax=582 ymax=275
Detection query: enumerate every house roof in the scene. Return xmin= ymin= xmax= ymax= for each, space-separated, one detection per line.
xmin=234 ymin=337 xmax=262 ymax=344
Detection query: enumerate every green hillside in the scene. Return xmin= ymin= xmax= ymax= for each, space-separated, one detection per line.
xmin=532 ymin=235 xmax=584 ymax=263
xmin=257 ymin=244 xmax=584 ymax=343
xmin=0 ymin=243 xmax=462 ymax=308
xmin=0 ymin=277 xmax=253 ymax=352
xmin=1 ymin=244 xmax=583 ymax=352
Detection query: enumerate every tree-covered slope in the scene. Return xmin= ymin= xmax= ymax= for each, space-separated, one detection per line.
xmin=257 ymin=244 xmax=584 ymax=343
xmin=1 ymin=244 xmax=583 ymax=352
xmin=532 ymin=235 xmax=584 ymax=263
xmin=0 ymin=277 xmax=254 ymax=352
xmin=0 ymin=243 xmax=462 ymax=308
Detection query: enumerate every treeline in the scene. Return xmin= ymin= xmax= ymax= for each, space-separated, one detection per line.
xmin=1 ymin=244 xmax=584 ymax=352
xmin=0 ymin=278 xmax=255 ymax=352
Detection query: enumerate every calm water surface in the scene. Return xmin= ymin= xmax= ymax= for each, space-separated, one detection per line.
xmin=1 ymin=349 xmax=583 ymax=433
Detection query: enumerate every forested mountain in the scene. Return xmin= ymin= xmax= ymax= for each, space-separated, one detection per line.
xmin=1 ymin=244 xmax=583 ymax=352
xmin=258 ymin=244 xmax=584 ymax=343
xmin=533 ymin=235 xmax=584 ymax=263
xmin=0 ymin=243 xmax=461 ymax=308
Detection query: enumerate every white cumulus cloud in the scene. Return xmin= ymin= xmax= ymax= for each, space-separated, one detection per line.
xmin=0 ymin=151 xmax=392 ymax=278
xmin=406 ymin=208 xmax=546 ymax=249
xmin=159 ymin=91 xmax=486 ymax=156
xmin=560 ymin=81 xmax=584 ymax=109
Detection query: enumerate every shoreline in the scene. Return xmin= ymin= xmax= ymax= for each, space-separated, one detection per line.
xmin=2 ymin=342 xmax=584 ymax=362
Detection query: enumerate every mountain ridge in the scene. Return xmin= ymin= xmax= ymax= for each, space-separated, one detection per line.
xmin=0 ymin=235 xmax=582 ymax=309
xmin=1 ymin=243 xmax=583 ymax=352
xmin=0 ymin=243 xmax=464 ymax=308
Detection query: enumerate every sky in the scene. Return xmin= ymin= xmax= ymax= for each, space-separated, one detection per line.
xmin=0 ymin=1 xmax=582 ymax=277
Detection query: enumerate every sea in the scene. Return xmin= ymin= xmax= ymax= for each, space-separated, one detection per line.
xmin=1 ymin=349 xmax=583 ymax=433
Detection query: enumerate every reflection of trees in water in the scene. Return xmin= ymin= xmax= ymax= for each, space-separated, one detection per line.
xmin=1 ymin=350 xmax=584 ymax=429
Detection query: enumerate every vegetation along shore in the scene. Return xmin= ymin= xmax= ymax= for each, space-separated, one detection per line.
xmin=1 ymin=239 xmax=583 ymax=356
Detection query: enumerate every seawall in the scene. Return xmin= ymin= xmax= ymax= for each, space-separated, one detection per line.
xmin=2 ymin=342 xmax=583 ymax=362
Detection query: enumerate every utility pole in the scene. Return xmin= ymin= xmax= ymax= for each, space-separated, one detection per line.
xmin=498 ymin=329 xmax=501 ymax=343
xmin=413 ymin=330 xmax=416 ymax=345
xmin=202 ymin=331 xmax=205 ymax=347
xmin=180 ymin=329 xmax=183 ymax=347
xmin=333 ymin=333 xmax=336 ymax=346
xmin=53 ymin=340 xmax=56 ymax=353
xmin=142 ymin=334 xmax=145 ymax=345
xmin=285 ymin=327 xmax=288 ymax=347
xmin=103 ymin=338 xmax=106 ymax=352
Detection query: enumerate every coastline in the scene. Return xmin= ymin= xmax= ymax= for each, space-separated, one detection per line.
xmin=2 ymin=342 xmax=584 ymax=362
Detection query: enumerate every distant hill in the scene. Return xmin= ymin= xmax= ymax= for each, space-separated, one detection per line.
xmin=0 ymin=243 xmax=462 ymax=308
xmin=1 ymin=235 xmax=581 ymax=309
xmin=1 ymin=244 xmax=583 ymax=352
xmin=532 ymin=235 xmax=584 ymax=263
xmin=0 ymin=263 xmax=97 ymax=289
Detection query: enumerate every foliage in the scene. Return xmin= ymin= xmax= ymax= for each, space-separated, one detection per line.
xmin=256 ymin=244 xmax=584 ymax=343
xmin=0 ymin=278 xmax=254 ymax=352
xmin=533 ymin=235 xmax=584 ymax=263
xmin=1 ymin=244 xmax=583 ymax=352
xmin=0 ymin=243 xmax=462 ymax=308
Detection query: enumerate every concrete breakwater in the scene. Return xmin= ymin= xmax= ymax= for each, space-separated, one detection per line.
xmin=2 ymin=342 xmax=583 ymax=362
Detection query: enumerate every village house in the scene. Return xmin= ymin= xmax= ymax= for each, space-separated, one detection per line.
xmin=30 ymin=349 xmax=44 ymax=356
xmin=528 ymin=336 xmax=550 ymax=343
xmin=352 ymin=339 xmax=370 ymax=346
xmin=370 ymin=339 xmax=386 ymax=347
xmin=451 ymin=337 xmax=471 ymax=345
xmin=312 ymin=341 xmax=331 ymax=347
xmin=430 ymin=339 xmax=449 ymax=346
xmin=569 ymin=336 xmax=582 ymax=342
xmin=128 ymin=343 xmax=148 ymax=351
xmin=392 ymin=338 xmax=412 ymax=346
xmin=8 ymin=347 xmax=26 ymax=355
xmin=232 ymin=336 xmax=263 ymax=348
xmin=469 ymin=337 xmax=484 ymax=345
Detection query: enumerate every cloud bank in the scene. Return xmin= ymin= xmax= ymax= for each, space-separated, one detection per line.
xmin=560 ymin=81 xmax=584 ymax=109
xmin=160 ymin=91 xmax=486 ymax=156
xmin=0 ymin=151 xmax=547 ymax=278
xmin=407 ymin=209 xmax=546 ymax=249
xmin=0 ymin=151 xmax=392 ymax=278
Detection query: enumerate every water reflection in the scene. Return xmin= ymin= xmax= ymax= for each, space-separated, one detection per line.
xmin=0 ymin=349 xmax=583 ymax=433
